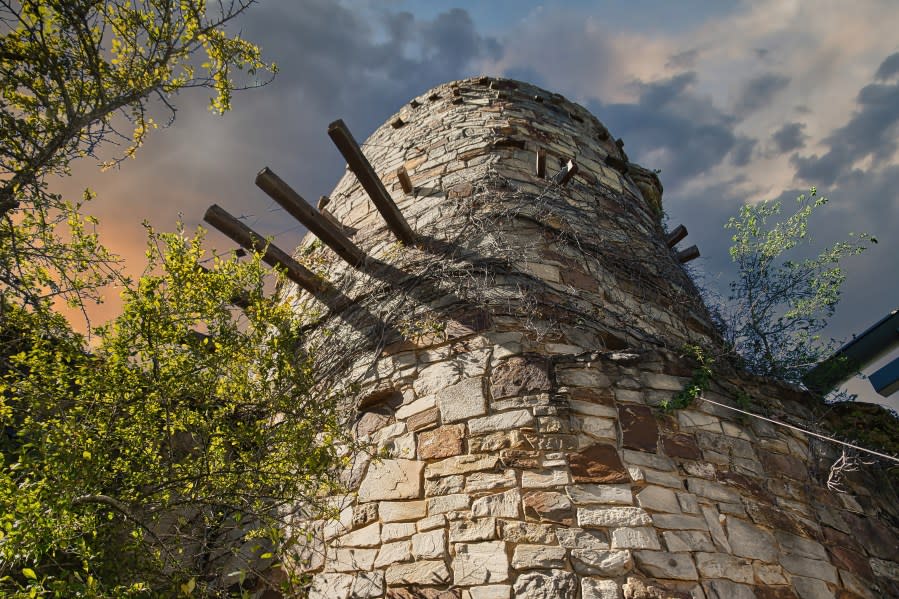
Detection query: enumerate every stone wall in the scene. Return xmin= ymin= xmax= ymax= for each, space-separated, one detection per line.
xmin=285 ymin=78 xmax=899 ymax=599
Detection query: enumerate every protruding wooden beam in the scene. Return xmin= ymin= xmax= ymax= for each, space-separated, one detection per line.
xmin=677 ymin=245 xmax=700 ymax=264
xmin=666 ymin=224 xmax=688 ymax=248
xmin=554 ymin=160 xmax=579 ymax=187
xmin=203 ymin=204 xmax=325 ymax=295
xmin=317 ymin=195 xmax=330 ymax=210
xmin=535 ymin=149 xmax=546 ymax=179
xmin=255 ymin=167 xmax=366 ymax=267
xmin=396 ymin=167 xmax=413 ymax=195
xmin=327 ymin=119 xmax=416 ymax=245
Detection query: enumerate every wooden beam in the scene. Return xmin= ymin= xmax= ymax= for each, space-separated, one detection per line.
xmin=666 ymin=224 xmax=688 ymax=248
xmin=255 ymin=167 xmax=366 ymax=267
xmin=677 ymin=245 xmax=700 ymax=264
xmin=327 ymin=119 xmax=416 ymax=245
xmin=396 ymin=166 xmax=413 ymax=195
xmin=554 ymin=159 xmax=579 ymax=187
xmin=535 ymin=149 xmax=546 ymax=178
xmin=203 ymin=204 xmax=325 ymax=295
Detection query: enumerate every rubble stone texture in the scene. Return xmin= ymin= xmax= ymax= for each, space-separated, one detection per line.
xmin=287 ymin=78 xmax=899 ymax=598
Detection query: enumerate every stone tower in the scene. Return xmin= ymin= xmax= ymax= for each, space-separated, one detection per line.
xmin=284 ymin=78 xmax=899 ymax=599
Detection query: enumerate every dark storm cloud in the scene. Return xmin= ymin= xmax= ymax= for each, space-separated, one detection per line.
xmin=733 ymin=73 xmax=790 ymax=116
xmin=792 ymin=65 xmax=899 ymax=186
xmin=875 ymin=51 xmax=899 ymax=80
xmin=730 ymin=137 xmax=757 ymax=167
xmin=588 ymin=72 xmax=744 ymax=190
xmin=771 ymin=122 xmax=807 ymax=154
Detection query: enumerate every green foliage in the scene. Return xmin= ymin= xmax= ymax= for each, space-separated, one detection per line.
xmin=722 ymin=189 xmax=875 ymax=384
xmin=0 ymin=0 xmax=275 ymax=311
xmin=660 ymin=344 xmax=713 ymax=411
xmin=0 ymin=227 xmax=348 ymax=597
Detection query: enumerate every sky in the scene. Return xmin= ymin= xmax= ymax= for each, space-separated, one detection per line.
xmin=59 ymin=0 xmax=899 ymax=409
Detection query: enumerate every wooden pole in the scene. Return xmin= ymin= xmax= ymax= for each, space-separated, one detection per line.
xmin=677 ymin=245 xmax=700 ymax=264
xmin=396 ymin=167 xmax=413 ymax=195
xmin=327 ymin=119 xmax=416 ymax=245
xmin=666 ymin=224 xmax=688 ymax=248
xmin=535 ymin=149 xmax=546 ymax=179
xmin=255 ymin=167 xmax=366 ymax=267
xmin=203 ymin=204 xmax=325 ymax=295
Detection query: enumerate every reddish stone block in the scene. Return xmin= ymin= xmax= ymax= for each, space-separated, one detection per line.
xmin=490 ymin=354 xmax=552 ymax=400
xmin=618 ymin=404 xmax=658 ymax=453
xmin=418 ymin=425 xmax=464 ymax=460
xmin=388 ymin=588 xmax=461 ymax=599
xmin=828 ymin=545 xmax=874 ymax=579
xmin=522 ymin=490 xmax=574 ymax=525
xmin=753 ymin=588 xmax=799 ymax=599
xmin=569 ymin=443 xmax=630 ymax=483
xmin=561 ymin=268 xmax=599 ymax=293
xmin=407 ymin=407 xmax=440 ymax=432
xmin=843 ymin=512 xmax=899 ymax=560
xmin=500 ymin=449 xmax=540 ymax=469
xmin=662 ymin=433 xmax=701 ymax=460
xmin=759 ymin=450 xmax=809 ymax=481
xmin=570 ymin=387 xmax=614 ymax=406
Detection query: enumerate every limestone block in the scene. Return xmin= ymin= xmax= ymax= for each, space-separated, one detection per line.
xmin=633 ymin=550 xmax=698 ymax=580
xmin=685 ymin=478 xmax=741 ymax=503
xmin=522 ymin=490 xmax=574 ymax=524
xmin=427 ymin=493 xmax=471 ymax=515
xmin=581 ymin=578 xmax=621 ymax=599
xmin=380 ymin=522 xmax=414 ymax=543
xmin=450 ymin=518 xmax=498 ymax=542
xmin=385 ymin=560 xmax=451 ymax=586
xmin=417 ymin=514 xmax=446 ymax=531
xmin=375 ymin=539 xmax=412 ymax=567
xmin=472 ymin=488 xmax=522 ymax=518
xmin=662 ymin=530 xmax=715 ymax=553
xmin=309 ymin=572 xmax=353 ymax=599
xmin=426 ymin=474 xmax=465 ymax=496
xmin=466 ymin=469 xmax=517 ymax=493
xmin=695 ymin=552 xmax=753 ymax=583
xmin=522 ymin=469 xmax=571 ymax=488
xmin=412 ymin=528 xmax=447 ymax=559
xmin=578 ymin=507 xmax=651 ymax=528
xmin=438 ymin=377 xmax=487 ymax=423
xmin=426 ymin=455 xmax=499 ymax=478
xmin=379 ymin=500 xmax=426 ymax=522
xmin=577 ymin=416 xmax=617 ymax=439
xmin=418 ymin=424 xmax=465 ymax=460
xmin=641 ymin=372 xmax=687 ymax=391
xmin=610 ymin=527 xmax=661 ymax=550
xmin=395 ymin=394 xmax=437 ymax=420
xmin=701 ymin=505 xmax=731 ymax=552
xmin=556 ymin=367 xmax=610 ymax=388
xmin=726 ymin=516 xmax=777 ymax=561
xmin=358 ymin=459 xmax=423 ymax=502
xmin=512 ymin=570 xmax=577 ymax=599
xmin=350 ymin=571 xmax=384 ymax=598
xmin=566 ymin=484 xmax=633 ymax=505
xmin=570 ymin=549 xmax=633 ymax=576
xmin=702 ymin=579 xmax=755 ymax=599
xmin=511 ymin=544 xmax=567 ymax=570
xmin=569 ymin=399 xmax=617 ymax=419
xmin=453 ymin=541 xmax=510 ymax=585
xmin=555 ymin=527 xmax=609 ymax=550
xmin=327 ymin=547 xmax=377 ymax=572
xmin=468 ymin=409 xmax=535 ymax=434
xmin=676 ymin=492 xmax=700 ymax=514
xmin=641 ymin=468 xmax=684 ymax=489
xmin=466 ymin=586 xmax=512 ymax=599
xmin=780 ymin=554 xmax=838 ymax=583
xmin=651 ymin=514 xmax=708 ymax=530
xmin=635 ymin=486 xmax=680 ymax=513
xmin=335 ymin=522 xmax=380 ymax=548
xmin=414 ymin=361 xmax=461 ymax=397
xmin=501 ymin=521 xmax=557 ymax=544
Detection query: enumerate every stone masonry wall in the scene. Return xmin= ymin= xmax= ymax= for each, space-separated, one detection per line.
xmin=283 ymin=79 xmax=899 ymax=599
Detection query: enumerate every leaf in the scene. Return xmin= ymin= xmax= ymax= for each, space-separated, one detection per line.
xmin=22 ymin=568 xmax=36 ymax=580
xmin=180 ymin=577 xmax=196 ymax=595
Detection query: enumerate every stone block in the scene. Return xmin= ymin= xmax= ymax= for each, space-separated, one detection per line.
xmin=375 ymin=541 xmax=412 ymax=568
xmin=412 ymin=528 xmax=446 ymax=559
xmin=466 ymin=469 xmax=517 ymax=493
xmin=418 ymin=424 xmax=464 ymax=460
xmin=336 ymin=522 xmax=380 ymax=547
xmin=466 ymin=586 xmax=512 ymax=599
xmin=571 ymin=549 xmax=633 ymax=576
xmin=701 ymin=505 xmax=731 ymax=552
xmin=407 ymin=406 xmax=440 ymax=431
xmin=418 ymin=513 xmax=446 ymax=531
xmin=570 ymin=399 xmax=617 ymax=418
xmin=686 ymin=477 xmax=741 ymax=503
xmin=501 ymin=521 xmax=557 ymax=544
xmin=695 ymin=552 xmax=753 ymax=583
xmin=522 ymin=490 xmax=574 ymax=524
xmin=610 ymin=527 xmax=661 ymax=550
xmin=633 ymin=550 xmax=698 ymax=580
xmin=577 ymin=415 xmax=617 ymax=439
xmin=453 ymin=541 xmax=510 ymax=585
xmin=385 ymin=560 xmax=451 ymax=586
xmin=450 ymin=518 xmax=498 ymax=543
xmin=395 ymin=394 xmax=437 ymax=420
xmin=570 ymin=444 xmax=630 ymax=483
xmin=381 ymin=522 xmax=416 ymax=542
xmin=379 ymin=500 xmax=427 ymax=522
xmin=513 ymin=570 xmax=577 ymax=599
xmin=555 ymin=527 xmax=609 ymax=550
xmin=309 ymin=573 xmax=353 ymax=599
xmin=426 ymin=474 xmax=465 ymax=496
xmin=581 ymin=578 xmax=621 ymax=599
xmin=438 ymin=377 xmax=487 ymax=423
xmin=567 ymin=484 xmax=633 ymax=505
xmin=635 ymin=486 xmax=680 ymax=513
xmin=662 ymin=530 xmax=715 ymax=552
xmin=472 ymin=488 xmax=522 ymax=519
xmin=557 ymin=367 xmax=611 ymax=388
xmin=651 ymin=514 xmax=708 ymax=530
xmin=511 ymin=544 xmax=567 ymax=569
xmin=726 ymin=516 xmax=777 ymax=561
xmin=642 ymin=373 xmax=686 ymax=391
xmin=358 ymin=459 xmax=424 ymax=501
xmin=427 ymin=493 xmax=471 ymax=515
xmin=351 ymin=571 xmax=384 ymax=598
xmin=702 ymin=579 xmax=755 ymax=599
xmin=662 ymin=434 xmax=702 ymax=460
xmin=490 ymin=355 xmax=552 ymax=400
xmin=775 ymin=530 xmax=829 ymax=560
xmin=468 ymin=409 xmax=535 ymax=434
xmin=618 ymin=404 xmax=659 ymax=452
xmin=522 ymin=468 xmax=571 ymax=488
xmin=426 ymin=454 xmax=499 ymax=478
xmin=578 ymin=507 xmax=651 ymax=528
xmin=414 ymin=361 xmax=462 ymax=397
xmin=790 ymin=576 xmax=836 ymax=599
xmin=780 ymin=554 xmax=838 ymax=583
xmin=328 ymin=547 xmax=377 ymax=572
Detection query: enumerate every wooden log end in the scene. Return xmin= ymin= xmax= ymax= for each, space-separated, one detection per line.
xmin=317 ymin=195 xmax=331 ymax=210
xmin=396 ymin=167 xmax=413 ymax=195
xmin=678 ymin=245 xmax=700 ymax=264
xmin=666 ymin=224 xmax=688 ymax=248
xmin=391 ymin=117 xmax=405 ymax=129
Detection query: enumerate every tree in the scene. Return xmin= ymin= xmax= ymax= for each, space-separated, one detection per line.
xmin=0 ymin=227 xmax=349 ymax=597
xmin=0 ymin=0 xmax=274 ymax=314
xmin=722 ymin=188 xmax=875 ymax=384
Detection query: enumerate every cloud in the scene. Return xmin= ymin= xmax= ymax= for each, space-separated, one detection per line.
xmin=733 ymin=73 xmax=790 ymax=117
xmin=771 ymin=122 xmax=807 ymax=154
xmin=875 ymin=51 xmax=899 ymax=80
